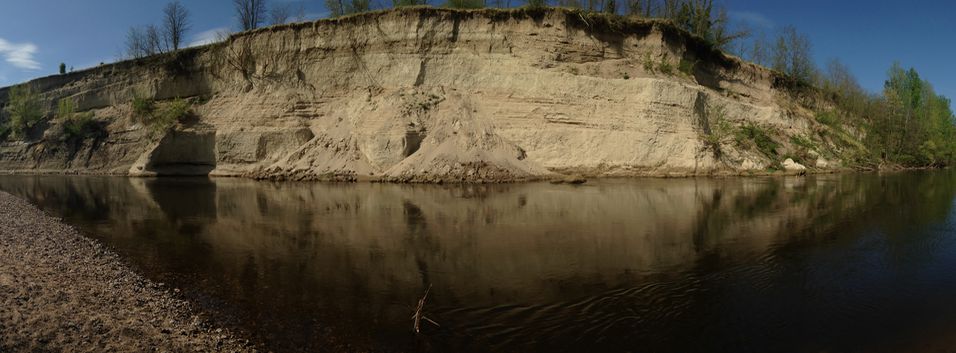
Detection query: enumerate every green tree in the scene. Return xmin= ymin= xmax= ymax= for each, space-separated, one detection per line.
xmin=3 ymin=85 xmax=44 ymax=139
xmin=59 ymin=63 xmax=66 ymax=75
xmin=770 ymin=26 xmax=815 ymax=83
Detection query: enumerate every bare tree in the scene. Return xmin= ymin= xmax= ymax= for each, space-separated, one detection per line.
xmin=269 ymin=3 xmax=291 ymax=25
xmin=293 ymin=5 xmax=307 ymax=22
xmin=125 ymin=25 xmax=166 ymax=59
xmin=626 ymin=0 xmax=655 ymax=17
xmin=162 ymin=1 xmax=191 ymax=50
xmin=326 ymin=0 xmax=345 ymax=17
xmin=234 ymin=0 xmax=268 ymax=31
xmin=125 ymin=27 xmax=148 ymax=59
xmin=146 ymin=25 xmax=165 ymax=54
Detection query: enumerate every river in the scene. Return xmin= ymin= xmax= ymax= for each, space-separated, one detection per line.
xmin=2 ymin=171 xmax=956 ymax=352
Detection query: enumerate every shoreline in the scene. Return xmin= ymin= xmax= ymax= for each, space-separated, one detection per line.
xmin=0 ymin=191 xmax=256 ymax=352
xmin=0 ymin=166 xmax=925 ymax=183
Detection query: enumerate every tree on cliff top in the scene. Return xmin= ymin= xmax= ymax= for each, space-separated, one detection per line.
xmin=162 ymin=1 xmax=191 ymax=50
xmin=125 ymin=25 xmax=165 ymax=59
xmin=234 ymin=0 xmax=268 ymax=31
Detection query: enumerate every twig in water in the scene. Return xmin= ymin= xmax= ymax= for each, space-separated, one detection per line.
xmin=412 ymin=284 xmax=440 ymax=333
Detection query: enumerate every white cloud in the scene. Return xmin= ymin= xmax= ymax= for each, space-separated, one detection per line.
xmin=188 ymin=27 xmax=232 ymax=47
xmin=0 ymin=37 xmax=40 ymax=70
xmin=728 ymin=11 xmax=775 ymax=29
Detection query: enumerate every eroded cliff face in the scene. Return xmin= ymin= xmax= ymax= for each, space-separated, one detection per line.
xmin=0 ymin=8 xmax=847 ymax=182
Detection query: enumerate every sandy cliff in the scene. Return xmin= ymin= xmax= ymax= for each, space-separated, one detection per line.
xmin=0 ymin=8 xmax=852 ymax=182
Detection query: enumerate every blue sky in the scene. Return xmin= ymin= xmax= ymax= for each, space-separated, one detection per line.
xmin=0 ymin=0 xmax=953 ymax=100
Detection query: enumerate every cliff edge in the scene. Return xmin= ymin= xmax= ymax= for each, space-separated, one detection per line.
xmin=0 ymin=7 xmax=855 ymax=182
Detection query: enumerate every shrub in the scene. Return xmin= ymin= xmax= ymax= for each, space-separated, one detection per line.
xmin=658 ymin=60 xmax=674 ymax=75
xmin=56 ymin=98 xmax=98 ymax=142
xmin=815 ymin=110 xmax=839 ymax=127
xmin=0 ymin=123 xmax=10 ymax=140
xmin=701 ymin=104 xmax=733 ymax=158
xmin=735 ymin=123 xmax=779 ymax=158
xmin=526 ymin=0 xmax=546 ymax=8
xmin=132 ymin=94 xmax=156 ymax=119
xmin=790 ymin=134 xmax=815 ymax=151
xmin=62 ymin=113 xmax=97 ymax=141
xmin=679 ymin=58 xmax=697 ymax=76
xmin=642 ymin=53 xmax=655 ymax=72
xmin=149 ymin=98 xmax=192 ymax=134
xmin=3 ymin=85 xmax=44 ymax=139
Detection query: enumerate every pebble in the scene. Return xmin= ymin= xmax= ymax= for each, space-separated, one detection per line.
xmin=0 ymin=192 xmax=257 ymax=352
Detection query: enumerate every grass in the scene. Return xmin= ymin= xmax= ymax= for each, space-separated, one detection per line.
xmin=131 ymin=95 xmax=192 ymax=135
xmin=679 ymin=58 xmax=697 ymax=76
xmin=56 ymin=98 xmax=100 ymax=142
xmin=815 ymin=110 xmax=840 ymax=127
xmin=700 ymin=104 xmax=732 ymax=158
xmin=790 ymin=134 xmax=816 ymax=151
xmin=642 ymin=54 xmax=655 ymax=72
xmin=132 ymin=94 xmax=155 ymax=118
xmin=153 ymin=98 xmax=191 ymax=133
xmin=735 ymin=123 xmax=779 ymax=160
xmin=658 ymin=60 xmax=674 ymax=75
xmin=131 ymin=96 xmax=192 ymax=136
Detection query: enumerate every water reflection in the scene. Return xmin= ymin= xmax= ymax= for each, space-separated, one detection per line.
xmin=3 ymin=172 xmax=956 ymax=352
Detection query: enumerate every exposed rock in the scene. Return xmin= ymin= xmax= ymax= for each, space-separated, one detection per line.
xmin=0 ymin=8 xmax=845 ymax=182
xmin=816 ymin=157 xmax=832 ymax=168
xmin=783 ymin=158 xmax=807 ymax=174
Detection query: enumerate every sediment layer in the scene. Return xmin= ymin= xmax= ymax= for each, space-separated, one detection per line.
xmin=0 ymin=8 xmax=846 ymax=182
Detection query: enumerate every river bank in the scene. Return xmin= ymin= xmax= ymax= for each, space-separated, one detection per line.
xmin=0 ymin=191 xmax=255 ymax=352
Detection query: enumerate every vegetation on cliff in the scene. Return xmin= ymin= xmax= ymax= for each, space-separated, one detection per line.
xmin=0 ymin=1 xmax=953 ymax=177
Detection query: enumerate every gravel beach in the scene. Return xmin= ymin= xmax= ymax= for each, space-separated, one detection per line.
xmin=0 ymin=191 xmax=256 ymax=352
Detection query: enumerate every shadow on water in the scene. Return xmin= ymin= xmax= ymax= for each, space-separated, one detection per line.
xmin=4 ymin=171 xmax=956 ymax=352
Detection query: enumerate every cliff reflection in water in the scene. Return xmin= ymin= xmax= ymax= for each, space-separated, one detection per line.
xmin=3 ymin=171 xmax=956 ymax=352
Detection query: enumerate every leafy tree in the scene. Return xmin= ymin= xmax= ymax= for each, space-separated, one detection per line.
xmin=770 ymin=26 xmax=815 ymax=83
xmin=3 ymin=85 xmax=44 ymax=139
xmin=59 ymin=63 xmax=66 ymax=75
xmin=652 ymin=0 xmax=749 ymax=50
